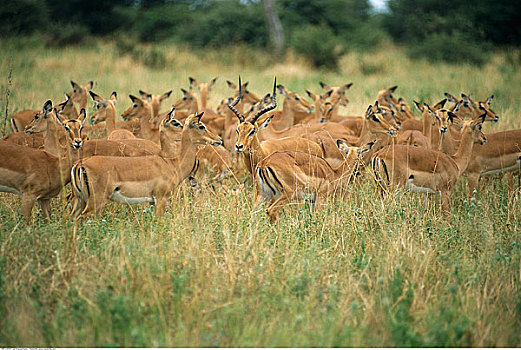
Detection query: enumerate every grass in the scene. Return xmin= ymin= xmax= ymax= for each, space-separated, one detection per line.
xmin=0 ymin=38 xmax=520 ymax=347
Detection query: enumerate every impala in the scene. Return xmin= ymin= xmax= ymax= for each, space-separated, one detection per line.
xmin=229 ymin=77 xmax=323 ymax=174
xmin=255 ymin=140 xmax=373 ymax=221
xmin=188 ymin=76 xmax=217 ymax=110
xmin=172 ymin=88 xmax=224 ymax=135
xmin=303 ymin=103 xmax=398 ymax=168
xmin=0 ymin=101 xmax=76 ymax=220
xmin=371 ymin=114 xmax=487 ymax=212
xmin=68 ymin=80 xmax=93 ymax=115
xmin=70 ymin=112 xmax=223 ymax=218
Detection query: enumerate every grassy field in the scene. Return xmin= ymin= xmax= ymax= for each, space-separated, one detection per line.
xmin=0 ymin=38 xmax=520 ymax=347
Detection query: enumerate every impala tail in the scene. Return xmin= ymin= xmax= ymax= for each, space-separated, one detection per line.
xmin=371 ymin=155 xmax=390 ymax=193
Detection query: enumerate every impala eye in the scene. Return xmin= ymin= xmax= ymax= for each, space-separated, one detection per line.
xmin=182 ymin=97 xmax=187 ymax=101
xmin=372 ymin=115 xmax=380 ymax=122
xmin=248 ymin=129 xmax=255 ymax=136
xmin=132 ymin=103 xmax=138 ymax=108
xmin=96 ymin=104 xmax=100 ymax=110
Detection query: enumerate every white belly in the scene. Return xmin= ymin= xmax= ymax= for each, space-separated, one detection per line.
xmin=406 ymin=179 xmax=439 ymax=194
xmin=110 ymin=189 xmax=155 ymax=205
xmin=0 ymin=185 xmax=22 ymax=195
xmin=481 ymin=159 xmax=521 ymax=176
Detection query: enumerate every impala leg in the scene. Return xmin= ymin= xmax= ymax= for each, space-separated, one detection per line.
xmin=467 ymin=173 xmax=480 ymax=202
xmin=81 ymin=195 xmax=109 ymax=218
xmin=440 ymin=190 xmax=451 ymax=214
xmin=21 ymin=194 xmax=37 ymax=222
xmin=39 ymin=198 xmax=52 ymax=220
xmin=154 ymin=197 xmax=168 ymax=216
xmin=266 ymin=195 xmax=289 ymax=222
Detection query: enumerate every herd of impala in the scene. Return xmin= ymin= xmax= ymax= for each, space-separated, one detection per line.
xmin=0 ymin=76 xmax=519 ymax=223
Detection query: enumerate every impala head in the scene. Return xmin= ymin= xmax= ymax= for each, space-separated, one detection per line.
xmin=460 ymin=113 xmax=487 ymax=145
xmin=56 ymin=108 xmax=88 ymax=149
xmin=433 ymin=109 xmax=463 ymax=134
xmin=278 ymin=84 xmax=314 ymax=114
xmin=55 ymin=93 xmax=78 ymax=120
xmin=121 ymin=95 xmax=152 ymax=121
xmin=365 ymin=102 xmax=397 ymax=136
xmin=89 ymin=91 xmax=117 ymax=124
xmin=139 ymin=89 xmax=172 ymax=117
xmin=159 ymin=107 xmax=184 ymax=142
xmin=183 ymin=112 xmax=223 ymax=146
xmin=414 ymin=99 xmax=447 ymax=126
xmin=230 ymin=76 xmax=277 ymax=153
xmin=376 ymin=85 xmax=398 ymax=106
xmin=390 ymin=97 xmax=415 ymax=122
xmin=319 ymin=81 xmax=353 ymax=107
xmin=69 ymin=80 xmax=93 ymax=105
xmin=336 ymin=139 xmax=375 ymax=173
xmin=172 ymin=88 xmax=197 ymax=110
xmin=226 ymin=79 xmax=261 ymax=104
xmin=189 ymin=76 xmax=217 ymax=107
xmin=24 ymin=100 xmax=54 ymax=134
xmin=478 ymin=95 xmax=499 ymax=122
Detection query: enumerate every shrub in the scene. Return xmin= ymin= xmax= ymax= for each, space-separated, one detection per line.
xmin=45 ymin=23 xmax=90 ymax=47
xmin=291 ymin=25 xmax=342 ymax=70
xmin=407 ymin=31 xmax=491 ymax=65
xmin=0 ymin=0 xmax=48 ymax=36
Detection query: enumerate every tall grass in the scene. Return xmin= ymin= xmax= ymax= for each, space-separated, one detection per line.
xmin=0 ymin=39 xmax=520 ymax=347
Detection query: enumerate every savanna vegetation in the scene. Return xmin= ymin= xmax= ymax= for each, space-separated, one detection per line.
xmin=0 ymin=36 xmax=520 ymax=346
xmin=1 ymin=0 xmax=521 ymax=347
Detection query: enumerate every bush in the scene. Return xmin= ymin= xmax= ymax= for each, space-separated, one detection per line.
xmin=133 ymin=4 xmax=189 ymax=43
xmin=291 ymin=25 xmax=342 ymax=70
xmin=0 ymin=0 xmax=48 ymax=36
xmin=45 ymin=23 xmax=90 ymax=47
xmin=407 ymin=31 xmax=491 ymax=65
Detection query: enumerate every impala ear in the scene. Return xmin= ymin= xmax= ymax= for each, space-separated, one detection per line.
xmin=70 ymin=80 xmax=79 ymax=89
xmin=365 ymin=104 xmax=373 ymax=119
xmin=306 ymin=90 xmax=316 ymax=100
xmin=209 ymin=77 xmax=218 ymax=88
xmin=181 ymin=88 xmax=188 ymax=95
xmin=110 ymin=91 xmax=117 ymax=105
xmin=323 ymin=89 xmax=333 ymax=98
xmin=196 ymin=112 xmax=204 ymax=122
xmin=461 ymin=93 xmax=475 ymax=106
xmin=43 ymin=100 xmax=53 ymax=116
xmin=452 ymin=100 xmax=462 ymax=113
xmin=484 ymin=95 xmax=494 ymax=105
xmin=343 ymin=82 xmax=354 ymax=90
xmin=336 ymin=139 xmax=346 ymax=148
xmin=319 ymin=81 xmax=331 ymax=90
xmin=258 ymin=116 xmax=272 ymax=130
xmin=413 ymin=100 xmax=423 ymax=112
xmin=434 ymin=98 xmax=447 ymax=110
xmin=447 ymin=111 xmax=458 ymax=123
xmin=139 ymin=90 xmax=148 ymax=99
xmin=78 ymin=108 xmax=87 ymax=123
xmin=276 ymin=84 xmax=288 ymax=97
xmin=64 ymin=92 xmax=70 ymax=101
xmin=54 ymin=108 xmax=65 ymax=126
xmin=89 ymin=90 xmax=101 ymax=101
xmin=86 ymin=81 xmax=94 ymax=91
xmin=188 ymin=77 xmax=196 ymax=87
xmin=389 ymin=85 xmax=398 ymax=92
xmin=226 ymin=80 xmax=236 ymax=89
xmin=129 ymin=94 xmax=140 ymax=103
xmin=444 ymin=92 xmax=458 ymax=103
xmin=160 ymin=90 xmax=172 ymax=101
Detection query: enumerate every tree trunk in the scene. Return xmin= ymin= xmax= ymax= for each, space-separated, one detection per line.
xmin=263 ymin=0 xmax=284 ymax=56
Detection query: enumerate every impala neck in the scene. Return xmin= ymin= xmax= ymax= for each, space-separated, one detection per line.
xmin=44 ymin=120 xmax=73 ymax=185
xmin=200 ymin=90 xmax=208 ymax=110
xmin=331 ymin=152 xmax=358 ymax=181
xmin=452 ymin=125 xmax=476 ymax=176
xmin=279 ymin=97 xmax=296 ymax=128
xmin=139 ymin=104 xmax=158 ymax=142
xmin=77 ymin=95 xmax=88 ymax=115
xmin=422 ymin=112 xmax=433 ymax=147
xmin=105 ymin=103 xmax=117 ymax=135
xmin=160 ymin=134 xmax=180 ymax=157
xmin=358 ymin=119 xmax=377 ymax=146
xmin=170 ymin=130 xmax=199 ymax=182
xmin=439 ymin=129 xmax=459 ymax=154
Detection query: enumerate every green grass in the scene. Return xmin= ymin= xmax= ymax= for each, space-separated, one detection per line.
xmin=0 ymin=38 xmax=520 ymax=347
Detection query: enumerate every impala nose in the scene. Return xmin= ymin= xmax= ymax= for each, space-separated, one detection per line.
xmin=213 ymin=138 xmax=223 ymax=147
xmin=387 ymin=129 xmax=397 ymax=136
xmin=73 ymin=140 xmax=82 ymax=149
xmin=440 ymin=126 xmax=448 ymax=134
xmin=235 ymin=144 xmax=244 ymax=152
xmin=494 ymin=116 xmax=499 ymax=122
